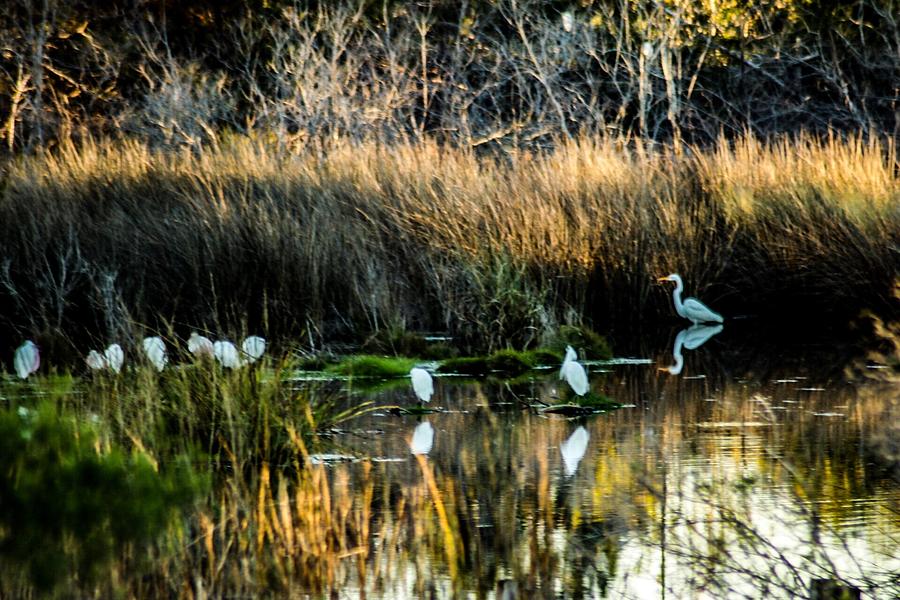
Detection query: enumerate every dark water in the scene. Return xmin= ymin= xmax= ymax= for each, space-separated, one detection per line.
xmin=304 ymin=342 xmax=900 ymax=598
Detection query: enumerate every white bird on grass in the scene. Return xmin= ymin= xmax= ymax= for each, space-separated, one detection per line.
xmin=213 ymin=340 xmax=241 ymax=368
xmin=410 ymin=421 xmax=435 ymax=455
xmin=658 ymin=273 xmax=724 ymax=325
xmin=410 ymin=367 xmax=434 ymax=404
xmin=14 ymin=340 xmax=40 ymax=379
xmin=86 ymin=343 xmax=125 ymax=373
xmin=560 ymin=426 xmax=589 ymax=476
xmin=241 ymin=336 xmax=266 ymax=363
xmin=559 ymin=345 xmax=589 ymax=397
xmin=188 ymin=332 xmax=215 ymax=357
xmin=142 ymin=336 xmax=167 ymax=371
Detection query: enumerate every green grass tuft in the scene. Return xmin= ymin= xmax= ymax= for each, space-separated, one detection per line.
xmin=328 ymin=355 xmax=419 ymax=378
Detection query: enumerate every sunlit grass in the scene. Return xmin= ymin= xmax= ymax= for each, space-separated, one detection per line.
xmin=1 ymin=133 xmax=896 ymax=356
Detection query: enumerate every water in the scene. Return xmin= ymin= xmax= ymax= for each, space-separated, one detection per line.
xmin=305 ymin=356 xmax=899 ymax=599
xmin=1 ymin=340 xmax=898 ymax=598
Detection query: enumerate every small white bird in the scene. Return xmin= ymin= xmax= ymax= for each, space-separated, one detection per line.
xmin=241 ymin=336 xmax=266 ymax=363
xmin=213 ymin=340 xmax=242 ymax=368
xmin=410 ymin=367 xmax=434 ymax=403
xmin=561 ymin=10 xmax=574 ymax=32
xmin=560 ymin=426 xmax=589 ymax=476
xmin=104 ymin=344 xmax=124 ymax=373
xmin=14 ymin=340 xmax=40 ymax=379
xmin=85 ymin=350 xmax=106 ymax=370
xmin=142 ymin=336 xmax=167 ymax=371
xmin=658 ymin=273 xmax=724 ymax=325
xmin=410 ymin=421 xmax=435 ymax=455
xmin=560 ymin=345 xmax=589 ymax=396
xmin=188 ymin=332 xmax=215 ymax=357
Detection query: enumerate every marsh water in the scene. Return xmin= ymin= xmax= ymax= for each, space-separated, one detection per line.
xmin=2 ymin=327 xmax=899 ymax=598
xmin=297 ymin=334 xmax=899 ymax=598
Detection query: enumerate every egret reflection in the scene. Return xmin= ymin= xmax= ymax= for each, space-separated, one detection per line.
xmin=410 ymin=421 xmax=434 ymax=455
xmin=560 ymin=425 xmax=590 ymax=476
xmin=662 ymin=324 xmax=723 ymax=375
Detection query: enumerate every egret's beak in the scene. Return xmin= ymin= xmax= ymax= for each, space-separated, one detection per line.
xmin=657 ymin=276 xmax=669 ymax=283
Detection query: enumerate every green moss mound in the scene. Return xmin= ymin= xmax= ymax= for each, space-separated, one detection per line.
xmin=549 ymin=325 xmax=612 ymax=360
xmin=438 ymin=349 xmax=535 ymax=377
xmin=328 ymin=355 xmax=419 ymax=378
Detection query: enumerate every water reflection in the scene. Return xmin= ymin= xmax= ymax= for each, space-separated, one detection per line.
xmin=410 ymin=420 xmax=435 ymax=455
xmin=560 ymin=425 xmax=589 ymax=476
xmin=662 ymin=324 xmax=723 ymax=375
xmin=318 ymin=365 xmax=899 ymax=598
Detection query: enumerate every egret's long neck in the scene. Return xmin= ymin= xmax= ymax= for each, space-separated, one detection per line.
xmin=672 ymin=279 xmax=685 ymax=317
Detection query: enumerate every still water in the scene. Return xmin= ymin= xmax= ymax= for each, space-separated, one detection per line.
xmin=304 ymin=343 xmax=899 ymax=598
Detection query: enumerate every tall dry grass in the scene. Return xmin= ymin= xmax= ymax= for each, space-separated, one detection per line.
xmin=0 ymin=133 xmax=897 ymax=359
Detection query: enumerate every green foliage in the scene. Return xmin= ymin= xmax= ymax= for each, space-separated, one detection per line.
xmin=0 ymin=404 xmax=204 ymax=592
xmin=549 ymin=325 xmax=612 ymax=360
xmin=437 ymin=349 xmax=536 ymax=377
xmin=328 ymin=355 xmax=419 ymax=378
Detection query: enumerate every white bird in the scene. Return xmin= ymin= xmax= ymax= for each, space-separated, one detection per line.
xmin=104 ymin=344 xmax=124 ymax=373
xmin=561 ymin=10 xmax=574 ymax=32
xmin=213 ymin=340 xmax=242 ymax=368
xmin=14 ymin=340 xmax=40 ymax=379
xmin=86 ymin=350 xmax=106 ymax=370
xmin=559 ymin=345 xmax=578 ymax=380
xmin=188 ymin=332 xmax=215 ymax=357
xmin=559 ymin=345 xmax=589 ymax=396
xmin=662 ymin=324 xmax=723 ymax=375
xmin=410 ymin=367 xmax=434 ymax=403
xmin=142 ymin=336 xmax=167 ymax=371
xmin=560 ymin=426 xmax=589 ymax=476
xmin=241 ymin=336 xmax=266 ymax=363
xmin=658 ymin=273 xmax=724 ymax=325
xmin=409 ymin=421 xmax=435 ymax=455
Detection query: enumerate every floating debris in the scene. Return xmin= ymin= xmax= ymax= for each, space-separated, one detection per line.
xmin=596 ymin=357 xmax=653 ymax=366
xmin=696 ymin=421 xmax=772 ymax=428
xmin=308 ymin=454 xmax=358 ymax=464
xmin=683 ymin=374 xmax=707 ymax=380
xmin=774 ymin=379 xmax=799 ymax=384
xmin=799 ymin=387 xmax=826 ymax=392
xmin=812 ymin=412 xmax=845 ymax=417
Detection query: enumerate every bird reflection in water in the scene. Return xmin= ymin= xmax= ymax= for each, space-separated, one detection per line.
xmin=662 ymin=324 xmax=723 ymax=375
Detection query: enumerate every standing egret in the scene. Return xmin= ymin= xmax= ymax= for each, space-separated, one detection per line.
xmin=658 ymin=273 xmax=724 ymax=325
xmin=105 ymin=344 xmax=124 ymax=373
xmin=242 ymin=336 xmax=266 ymax=363
xmin=14 ymin=340 xmax=40 ymax=379
xmin=213 ymin=340 xmax=242 ymax=368
xmin=560 ymin=346 xmax=589 ymax=396
xmin=188 ymin=332 xmax=215 ymax=357
xmin=410 ymin=367 xmax=434 ymax=404
xmin=559 ymin=345 xmax=578 ymax=380
xmin=409 ymin=421 xmax=435 ymax=455
xmin=142 ymin=336 xmax=167 ymax=371
xmin=86 ymin=350 xmax=106 ymax=370
xmin=661 ymin=324 xmax=723 ymax=375
xmin=560 ymin=426 xmax=589 ymax=476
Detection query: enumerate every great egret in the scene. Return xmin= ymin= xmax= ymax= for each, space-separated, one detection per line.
xmin=142 ymin=336 xmax=167 ymax=371
xmin=560 ymin=426 xmax=589 ymax=476
xmin=105 ymin=344 xmax=124 ymax=373
xmin=410 ymin=367 xmax=434 ymax=403
xmin=242 ymin=336 xmax=266 ymax=363
xmin=409 ymin=421 xmax=434 ymax=455
xmin=14 ymin=340 xmax=40 ymax=379
xmin=86 ymin=350 xmax=105 ymax=370
xmin=559 ymin=345 xmax=578 ymax=380
xmin=662 ymin=324 xmax=723 ymax=375
xmin=213 ymin=340 xmax=241 ymax=368
xmin=188 ymin=332 xmax=215 ymax=357
xmin=560 ymin=345 xmax=589 ymax=396
xmin=658 ymin=273 xmax=724 ymax=325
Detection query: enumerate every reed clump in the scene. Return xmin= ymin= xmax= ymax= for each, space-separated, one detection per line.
xmin=0 ymin=133 xmax=897 ymax=359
